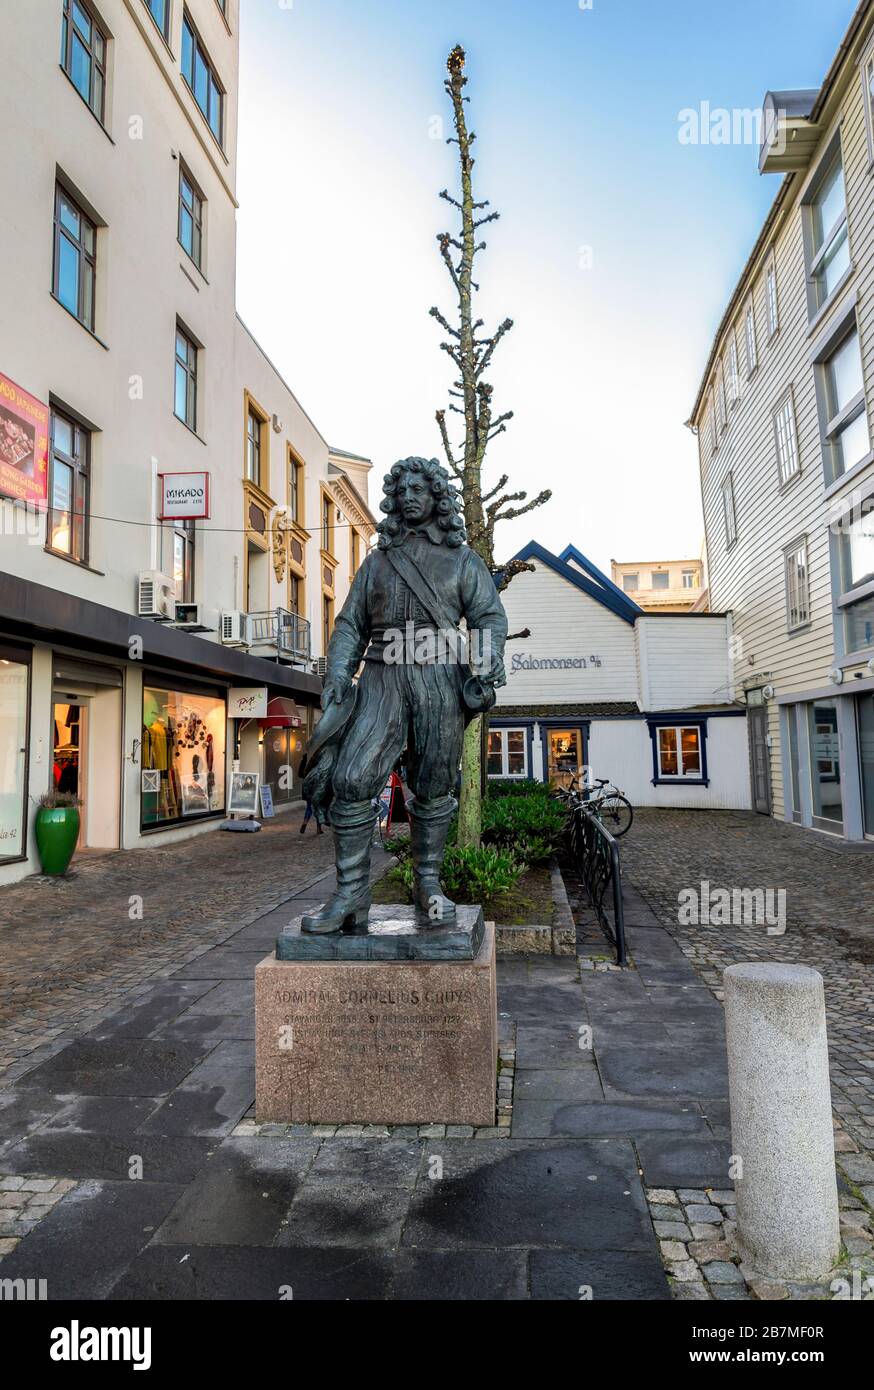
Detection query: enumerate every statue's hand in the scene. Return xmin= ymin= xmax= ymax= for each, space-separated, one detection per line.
xmin=321 ymin=673 xmax=351 ymax=710
xmin=485 ymin=658 xmax=507 ymax=689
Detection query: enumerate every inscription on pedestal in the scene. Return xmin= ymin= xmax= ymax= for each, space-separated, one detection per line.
xmin=255 ymin=923 xmax=497 ymax=1126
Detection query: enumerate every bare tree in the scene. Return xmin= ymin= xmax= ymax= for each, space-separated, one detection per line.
xmin=431 ymin=44 xmax=550 ymax=846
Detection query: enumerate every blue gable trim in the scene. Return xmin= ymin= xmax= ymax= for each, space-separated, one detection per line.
xmin=559 ymin=544 xmax=644 ymax=614
xmin=508 ymin=541 xmax=641 ymax=625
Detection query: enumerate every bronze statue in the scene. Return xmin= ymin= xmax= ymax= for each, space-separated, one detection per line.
xmin=300 ymin=457 xmax=508 ymax=934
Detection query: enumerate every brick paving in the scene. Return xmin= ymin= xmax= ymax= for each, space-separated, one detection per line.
xmin=0 ymin=814 xmax=337 ymax=1081
xmin=620 ymin=809 xmax=874 ymax=1169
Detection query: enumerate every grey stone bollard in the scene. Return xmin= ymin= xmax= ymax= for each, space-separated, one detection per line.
xmin=724 ymin=963 xmax=840 ymax=1281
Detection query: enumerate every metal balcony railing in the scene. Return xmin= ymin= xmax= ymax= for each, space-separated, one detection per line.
xmin=246 ymin=608 xmax=311 ymax=663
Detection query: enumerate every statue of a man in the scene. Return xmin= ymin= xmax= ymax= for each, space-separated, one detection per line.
xmin=300 ymin=457 xmax=508 ymax=934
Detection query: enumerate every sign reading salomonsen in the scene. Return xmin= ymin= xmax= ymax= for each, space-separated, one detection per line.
xmin=159 ymin=470 xmax=210 ymax=519
xmin=511 ymin=653 xmax=603 ymax=671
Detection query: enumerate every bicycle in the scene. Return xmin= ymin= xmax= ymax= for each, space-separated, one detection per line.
xmin=554 ymin=775 xmax=633 ymax=837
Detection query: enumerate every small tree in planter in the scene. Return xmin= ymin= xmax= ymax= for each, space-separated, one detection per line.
xmin=35 ymin=790 xmax=82 ymax=876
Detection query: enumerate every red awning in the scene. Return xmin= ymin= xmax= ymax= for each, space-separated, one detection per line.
xmin=256 ymin=696 xmax=303 ymax=730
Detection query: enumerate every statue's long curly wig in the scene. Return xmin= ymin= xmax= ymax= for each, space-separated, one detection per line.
xmin=376 ymin=456 xmax=466 ymax=550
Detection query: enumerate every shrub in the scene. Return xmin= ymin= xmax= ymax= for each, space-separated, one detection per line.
xmin=480 ymin=794 xmax=564 ymax=862
xmin=383 ymin=830 xmax=411 ymax=859
xmin=391 ymin=844 xmax=523 ymax=903
xmin=38 ymin=791 xmax=82 ymax=810
xmin=487 ymin=778 xmax=550 ymax=800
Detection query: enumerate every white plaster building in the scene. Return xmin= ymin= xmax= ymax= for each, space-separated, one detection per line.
xmin=490 ymin=543 xmax=750 ymax=810
xmin=0 ymin=0 xmax=373 ymax=883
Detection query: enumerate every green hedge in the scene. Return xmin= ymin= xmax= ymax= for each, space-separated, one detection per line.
xmin=481 ymin=793 xmax=565 ymax=863
xmin=487 ymin=778 xmax=550 ymax=799
xmin=392 ymin=844 xmax=523 ymax=901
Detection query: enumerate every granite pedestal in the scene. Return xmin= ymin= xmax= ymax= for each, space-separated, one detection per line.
xmin=255 ymin=907 xmax=497 ymax=1126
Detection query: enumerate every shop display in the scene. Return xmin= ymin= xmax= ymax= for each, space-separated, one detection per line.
xmin=141 ymin=685 xmax=226 ymax=826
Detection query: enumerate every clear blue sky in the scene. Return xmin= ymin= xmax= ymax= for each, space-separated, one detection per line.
xmin=236 ymin=0 xmax=854 ymax=571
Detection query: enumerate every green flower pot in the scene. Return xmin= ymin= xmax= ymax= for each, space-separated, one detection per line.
xmin=35 ymin=806 xmax=80 ymax=876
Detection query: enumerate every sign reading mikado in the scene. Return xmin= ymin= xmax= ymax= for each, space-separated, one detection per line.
xmin=159 ymin=471 xmax=210 ymax=519
xmin=0 ymin=372 xmax=49 ymax=508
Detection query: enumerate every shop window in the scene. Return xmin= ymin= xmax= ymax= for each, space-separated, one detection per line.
xmin=53 ymin=184 xmax=96 ymax=332
xmin=487 ymin=728 xmax=528 ymax=779
xmin=807 ymin=700 xmax=842 ymax=831
xmin=857 ymin=695 xmax=874 ymax=837
xmin=61 ymin=0 xmax=107 ymax=124
xmin=655 ymin=725 xmax=703 ymax=779
xmin=547 ymin=728 xmax=582 ymax=787
xmin=0 ymin=651 xmax=30 ymax=861
xmin=263 ymin=713 xmax=311 ymax=805
xmin=141 ymin=685 xmax=225 ymax=826
xmin=48 ymin=407 xmax=90 ymax=563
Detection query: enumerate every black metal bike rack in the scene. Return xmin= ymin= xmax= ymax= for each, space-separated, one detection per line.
xmin=567 ymin=803 xmax=628 ymax=967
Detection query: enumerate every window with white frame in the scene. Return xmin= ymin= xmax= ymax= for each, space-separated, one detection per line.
xmin=784 ymin=538 xmax=809 ymax=631
xmin=682 ymin=569 xmax=697 ymax=589
xmin=656 ymin=726 xmax=702 ymax=779
xmin=806 ymin=147 xmax=850 ymax=312
xmin=821 ymin=325 xmax=870 ymax=480
xmin=487 ymin=728 xmax=528 ymax=778
xmin=773 ymin=391 xmax=800 ymax=486
xmin=622 ymin=573 xmax=638 ymax=592
xmin=745 ymin=298 xmax=758 ymax=375
xmin=766 ymin=255 xmax=779 ymax=337
xmin=709 ymin=390 xmax=718 ymax=455
xmin=717 ymin=364 xmax=728 ymax=430
xmin=864 ymin=41 xmax=874 ymax=166
xmin=839 ymin=505 xmax=874 ymax=652
xmin=721 ymin=472 xmax=737 ymax=548
xmin=728 ymin=335 xmax=740 ymax=404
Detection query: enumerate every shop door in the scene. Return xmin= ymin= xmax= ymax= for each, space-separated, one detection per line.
xmin=747 ymin=703 xmax=772 ymax=815
xmin=857 ymin=695 xmax=874 ymax=837
xmin=263 ymin=727 xmax=294 ymax=804
xmin=547 ymin=728 xmax=584 ymax=788
xmin=52 ymin=701 xmax=87 ymax=846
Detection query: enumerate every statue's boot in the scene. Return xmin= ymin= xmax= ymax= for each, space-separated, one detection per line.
xmin=301 ymin=799 xmax=375 ymax=934
xmin=408 ymin=795 xmax=457 ymax=928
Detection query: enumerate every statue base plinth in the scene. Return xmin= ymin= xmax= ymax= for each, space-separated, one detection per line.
xmin=275 ymin=904 xmax=485 ymax=961
xmin=255 ymin=915 xmax=497 ymax=1126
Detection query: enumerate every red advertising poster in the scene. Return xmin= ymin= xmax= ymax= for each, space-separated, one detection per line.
xmin=0 ymin=373 xmax=49 ymax=508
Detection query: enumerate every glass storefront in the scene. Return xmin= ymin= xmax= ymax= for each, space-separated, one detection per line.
xmin=807 ymin=699 xmax=842 ymax=831
xmin=858 ymin=695 xmax=874 ymax=837
xmin=547 ymin=728 xmax=583 ymax=787
xmin=141 ymin=683 xmax=226 ymax=827
xmin=0 ymin=649 xmax=29 ymax=860
xmin=262 ymin=711 xmax=311 ymax=805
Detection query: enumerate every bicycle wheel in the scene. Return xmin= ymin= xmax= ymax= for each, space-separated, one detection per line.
xmin=598 ymin=795 xmax=633 ymax=837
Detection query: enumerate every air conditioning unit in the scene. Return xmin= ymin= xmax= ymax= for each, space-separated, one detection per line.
xmin=315 ymin=657 xmax=328 ymax=677
xmin=138 ymin=571 xmax=175 ymax=620
xmin=173 ymin=602 xmax=209 ymax=632
xmin=220 ymin=611 xmax=248 ymax=647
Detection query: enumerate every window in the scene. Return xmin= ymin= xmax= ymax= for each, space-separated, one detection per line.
xmin=60 ymin=0 xmax=107 ymax=122
xmin=651 ymin=571 xmax=669 ymax=589
xmin=622 ymin=573 xmax=638 ymax=592
xmin=53 ymin=185 xmax=96 ymax=331
xmin=289 ymin=573 xmax=302 ymax=616
xmin=289 ymin=456 xmax=303 ymax=523
xmin=174 ymin=326 xmax=197 ymax=430
xmin=0 ymin=649 xmax=30 ymax=862
xmin=657 ymin=726 xmax=702 ymax=779
xmin=351 ymin=528 xmax=361 ymax=575
xmin=178 ymin=165 xmax=204 ymax=270
xmin=246 ymin=406 xmax=262 ymax=486
xmin=766 ymin=257 xmax=779 ymax=337
xmin=839 ymin=507 xmax=874 ymax=650
xmin=322 ymin=492 xmax=333 ymax=554
xmin=721 ymin=473 xmax=737 ymax=548
xmin=48 ymin=407 xmax=89 ymax=562
xmin=172 ymin=520 xmax=195 ymax=602
xmin=864 ymin=43 xmax=874 ymax=166
xmin=682 ymin=569 xmax=697 ymax=589
xmin=717 ymin=365 xmax=728 ymax=431
xmin=142 ymin=685 xmax=226 ymax=827
xmin=807 ymin=700 xmax=842 ymax=829
xmin=709 ymin=391 xmax=718 ymax=455
xmin=144 ymin=0 xmax=169 ymax=39
xmin=181 ymin=13 xmax=224 ymax=145
xmin=728 ymin=336 xmax=740 ymax=405
xmin=487 ymin=728 xmax=528 ymax=779
xmin=807 ymin=150 xmax=850 ymax=311
xmin=784 ymin=538 xmax=809 ymax=631
xmin=822 ymin=327 xmax=869 ymax=479
xmin=773 ymin=391 xmax=800 ymax=486
xmin=744 ymin=298 xmax=758 ymax=375
xmin=323 ymin=594 xmax=334 ymax=651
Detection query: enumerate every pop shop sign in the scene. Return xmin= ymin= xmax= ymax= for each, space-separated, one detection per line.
xmin=159 ymin=471 xmax=210 ymax=520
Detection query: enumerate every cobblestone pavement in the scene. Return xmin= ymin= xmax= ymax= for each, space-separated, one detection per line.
xmin=0 ymin=814 xmax=338 ymax=1080
xmin=620 ymin=810 xmax=874 ymax=1164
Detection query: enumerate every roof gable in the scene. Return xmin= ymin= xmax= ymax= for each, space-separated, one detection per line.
xmin=507 ymin=541 xmax=642 ymax=625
